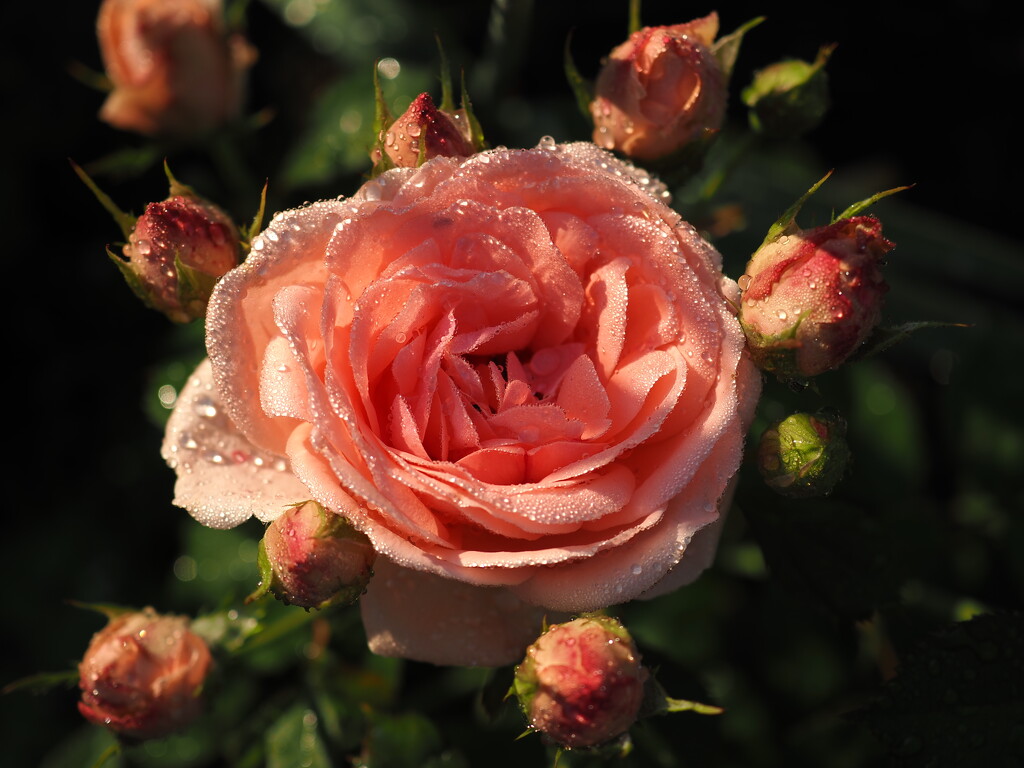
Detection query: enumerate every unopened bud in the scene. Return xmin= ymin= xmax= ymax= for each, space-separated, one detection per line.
xmin=758 ymin=410 xmax=849 ymax=497
xmin=589 ymin=14 xmax=727 ymax=162
xmin=371 ymin=92 xmax=475 ymax=170
xmin=77 ymin=608 xmax=213 ymax=740
xmin=513 ymin=615 xmax=647 ymax=749
xmin=116 ymin=191 xmax=241 ymax=322
xmin=258 ymin=501 xmax=376 ymax=609
xmin=739 ymin=215 xmax=893 ymax=379
xmin=742 ymin=45 xmax=834 ymax=138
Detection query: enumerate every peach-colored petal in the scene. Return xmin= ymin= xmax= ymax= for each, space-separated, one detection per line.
xmin=161 ymin=359 xmax=310 ymax=527
xmin=165 ymin=140 xmax=761 ymax=666
xmin=361 ymin=559 xmax=554 ymax=666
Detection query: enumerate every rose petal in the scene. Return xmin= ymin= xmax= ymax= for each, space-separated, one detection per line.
xmin=360 ymin=558 xmax=554 ymax=666
xmin=161 ymin=359 xmax=310 ymax=527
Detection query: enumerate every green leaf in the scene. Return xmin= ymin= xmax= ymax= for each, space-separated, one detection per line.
xmin=638 ymin=676 xmax=723 ymax=719
xmin=849 ymin=321 xmax=971 ymax=363
xmin=71 ymin=160 xmax=137 ymax=242
xmin=175 ymin=252 xmax=219 ymax=321
xmin=435 ymin=35 xmax=455 ymax=113
xmin=370 ymin=61 xmax=397 ymax=179
xmin=244 ymin=181 xmax=268 ymax=249
xmin=66 ymin=600 xmax=137 ymax=621
xmin=106 ymin=245 xmax=155 ymax=308
xmin=758 ymin=170 xmax=833 ymax=249
xmin=265 ymin=704 xmax=332 ymax=768
xmin=163 ymin=160 xmax=197 ymax=199
xmin=834 ymin=184 xmax=914 ymax=221
xmin=853 ymin=612 xmax=1024 ymax=765
xmin=741 ymin=500 xmax=900 ymax=622
xmin=711 ymin=16 xmax=765 ymax=82
xmin=245 ymin=538 xmax=275 ymax=605
xmin=365 ymin=713 xmax=443 ymax=768
xmin=1 ymin=669 xmax=78 ymax=696
xmin=459 ymin=71 xmax=487 ymax=151
xmin=563 ymin=30 xmax=593 ymax=121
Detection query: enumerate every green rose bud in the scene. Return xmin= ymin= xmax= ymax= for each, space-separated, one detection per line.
xmin=757 ymin=410 xmax=850 ymax=497
xmin=742 ymin=45 xmax=834 ymax=139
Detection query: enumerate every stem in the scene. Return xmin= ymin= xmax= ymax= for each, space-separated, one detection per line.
xmin=231 ymin=608 xmax=319 ymax=657
xmin=90 ymin=742 xmax=121 ymax=768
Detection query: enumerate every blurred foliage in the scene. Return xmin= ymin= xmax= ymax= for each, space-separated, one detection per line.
xmin=7 ymin=0 xmax=1023 ymax=766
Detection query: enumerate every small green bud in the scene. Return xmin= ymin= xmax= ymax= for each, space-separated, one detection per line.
xmin=742 ymin=45 xmax=834 ymax=139
xmin=757 ymin=410 xmax=849 ymax=497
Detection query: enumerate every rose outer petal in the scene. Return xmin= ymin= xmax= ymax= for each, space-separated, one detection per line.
xmin=360 ymin=558 xmax=556 ymax=666
xmin=161 ymin=359 xmax=311 ymax=528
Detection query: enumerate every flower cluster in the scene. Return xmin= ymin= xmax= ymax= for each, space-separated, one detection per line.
xmin=58 ymin=0 xmax=917 ymax=758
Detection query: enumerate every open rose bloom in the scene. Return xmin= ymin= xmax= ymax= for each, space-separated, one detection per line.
xmin=163 ymin=140 xmax=759 ymax=665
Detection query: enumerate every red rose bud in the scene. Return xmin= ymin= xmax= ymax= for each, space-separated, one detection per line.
xmin=372 ymin=92 xmax=475 ymax=170
xmin=117 ymin=191 xmax=241 ymax=323
xmin=96 ymin=0 xmax=256 ymax=139
xmin=739 ymin=216 xmax=894 ymax=379
xmin=758 ymin=410 xmax=849 ymax=497
xmin=513 ymin=615 xmax=647 ymax=749
xmin=78 ymin=608 xmax=213 ymax=740
xmin=260 ymin=501 xmax=376 ymax=609
xmin=742 ymin=45 xmax=834 ymax=139
xmin=590 ymin=13 xmax=727 ymax=162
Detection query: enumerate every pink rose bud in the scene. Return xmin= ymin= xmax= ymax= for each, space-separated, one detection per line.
xmin=513 ymin=615 xmax=648 ymax=749
xmin=96 ymin=0 xmax=256 ymax=139
xmin=590 ymin=13 xmax=727 ymax=161
xmin=372 ymin=92 xmax=476 ymax=170
xmin=758 ymin=410 xmax=849 ymax=497
xmin=260 ymin=501 xmax=376 ymax=609
xmin=739 ymin=216 xmax=894 ymax=379
xmin=78 ymin=608 xmax=213 ymax=740
xmin=119 ymin=191 xmax=241 ymax=323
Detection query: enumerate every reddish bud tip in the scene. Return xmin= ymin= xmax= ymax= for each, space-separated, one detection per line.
xmin=372 ymin=92 xmax=475 ymax=170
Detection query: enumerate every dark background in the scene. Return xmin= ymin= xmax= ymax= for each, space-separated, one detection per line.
xmin=5 ymin=1 xmax=1022 ymax=766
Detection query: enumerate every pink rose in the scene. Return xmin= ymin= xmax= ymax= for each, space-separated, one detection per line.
xmin=590 ymin=14 xmax=727 ymax=161
xmin=739 ymin=216 xmax=893 ymax=378
xmin=163 ymin=140 xmax=760 ymax=666
xmin=96 ymin=0 xmax=256 ymax=139
xmin=78 ymin=608 xmax=212 ymax=740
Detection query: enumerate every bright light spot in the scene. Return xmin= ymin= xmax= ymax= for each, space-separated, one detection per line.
xmin=339 ymin=108 xmax=363 ymax=134
xmin=284 ymin=0 xmax=317 ymax=26
xmin=158 ymin=384 xmax=178 ymax=409
xmin=377 ymin=57 xmax=401 ymax=80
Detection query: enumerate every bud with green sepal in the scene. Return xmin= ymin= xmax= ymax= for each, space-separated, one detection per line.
xmin=742 ymin=44 xmax=835 ymax=139
xmin=74 ymin=161 xmax=244 ymax=323
xmin=738 ymin=173 xmax=906 ymax=381
xmin=369 ymin=40 xmax=485 ymax=175
xmin=249 ymin=500 xmax=376 ymax=610
xmin=512 ymin=614 xmax=648 ymax=750
xmin=757 ymin=409 xmax=850 ymax=497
